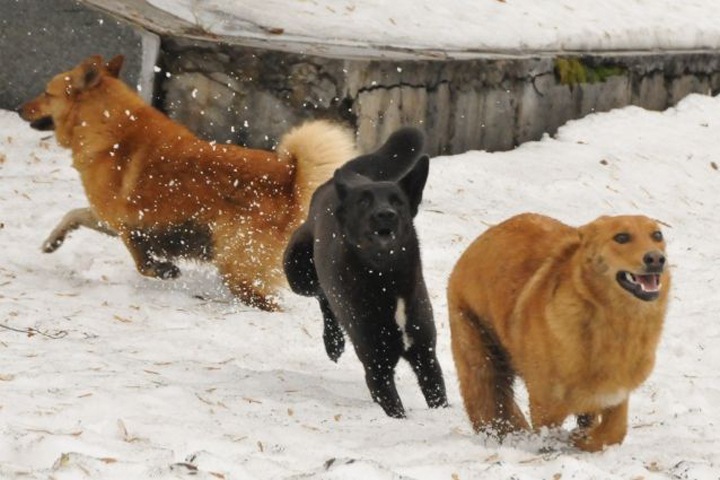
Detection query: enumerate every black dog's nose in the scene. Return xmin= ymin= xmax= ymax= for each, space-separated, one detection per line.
xmin=374 ymin=208 xmax=397 ymax=223
xmin=643 ymin=251 xmax=666 ymax=268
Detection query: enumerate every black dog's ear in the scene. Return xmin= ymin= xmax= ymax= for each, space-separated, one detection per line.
xmin=398 ymin=155 xmax=430 ymax=217
xmin=338 ymin=127 xmax=426 ymax=181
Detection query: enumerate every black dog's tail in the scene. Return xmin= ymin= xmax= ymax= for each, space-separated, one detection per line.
xmin=338 ymin=127 xmax=425 ymax=181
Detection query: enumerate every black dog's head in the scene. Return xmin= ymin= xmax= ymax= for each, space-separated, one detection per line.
xmin=334 ymin=155 xmax=429 ymax=268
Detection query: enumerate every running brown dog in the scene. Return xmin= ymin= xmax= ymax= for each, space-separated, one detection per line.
xmin=448 ymin=213 xmax=671 ymax=451
xmin=18 ymin=54 xmax=357 ymax=310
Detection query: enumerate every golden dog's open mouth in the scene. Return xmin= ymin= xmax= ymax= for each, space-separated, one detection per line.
xmin=616 ymin=271 xmax=662 ymax=301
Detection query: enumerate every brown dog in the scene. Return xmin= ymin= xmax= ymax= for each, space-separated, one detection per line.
xmin=19 ymin=55 xmax=357 ymax=311
xmin=448 ymin=213 xmax=670 ymax=451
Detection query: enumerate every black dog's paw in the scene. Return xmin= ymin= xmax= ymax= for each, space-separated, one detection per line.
xmin=427 ymin=393 xmax=449 ymax=409
xmin=323 ymin=328 xmax=345 ymax=362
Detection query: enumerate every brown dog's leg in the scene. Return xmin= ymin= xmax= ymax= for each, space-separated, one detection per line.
xmin=43 ymin=207 xmax=117 ymax=253
xmin=119 ymin=230 xmax=180 ymax=280
xmin=450 ymin=305 xmax=529 ymax=437
xmin=572 ymin=400 xmax=629 ymax=452
xmin=223 ymin=275 xmax=280 ymax=312
xmin=213 ymin=230 xmax=282 ymax=311
xmin=215 ymin=257 xmax=280 ymax=311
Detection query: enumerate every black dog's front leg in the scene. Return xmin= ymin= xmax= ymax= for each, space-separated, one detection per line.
xmin=405 ymin=346 xmax=448 ymax=409
xmin=318 ymin=295 xmax=345 ymax=362
xmin=356 ymin=343 xmax=405 ymax=418
xmin=363 ymin=364 xmax=405 ymax=418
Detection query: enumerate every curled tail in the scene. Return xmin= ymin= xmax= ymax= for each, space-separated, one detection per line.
xmin=277 ymin=120 xmax=358 ymax=219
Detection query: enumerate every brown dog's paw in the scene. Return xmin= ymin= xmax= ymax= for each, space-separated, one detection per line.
xmin=252 ymin=296 xmax=281 ymax=312
xmin=42 ymin=235 xmax=65 ymax=253
xmin=155 ymin=262 xmax=181 ymax=279
xmin=140 ymin=261 xmax=180 ymax=280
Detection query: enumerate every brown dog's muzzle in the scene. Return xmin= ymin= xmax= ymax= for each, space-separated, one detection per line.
xmin=17 ymin=102 xmax=55 ymax=131
xmin=28 ymin=116 xmax=55 ymax=131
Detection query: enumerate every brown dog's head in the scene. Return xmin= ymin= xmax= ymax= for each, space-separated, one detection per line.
xmin=18 ymin=55 xmax=124 ymax=144
xmin=578 ymin=215 xmax=669 ymax=302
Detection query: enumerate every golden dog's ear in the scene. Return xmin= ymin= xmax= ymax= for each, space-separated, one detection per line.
xmin=106 ymin=55 xmax=125 ymax=78
xmin=577 ymin=219 xmax=609 ymax=273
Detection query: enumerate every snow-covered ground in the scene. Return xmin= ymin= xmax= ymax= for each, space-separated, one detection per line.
xmin=1 ymin=90 xmax=719 ymax=478
xmin=148 ymin=0 xmax=720 ymax=53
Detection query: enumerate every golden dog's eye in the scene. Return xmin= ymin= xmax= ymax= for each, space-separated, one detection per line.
xmin=613 ymin=233 xmax=631 ymax=244
xmin=652 ymin=231 xmax=663 ymax=242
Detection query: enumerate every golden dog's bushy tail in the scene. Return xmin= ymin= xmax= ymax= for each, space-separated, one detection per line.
xmin=277 ymin=120 xmax=358 ymax=217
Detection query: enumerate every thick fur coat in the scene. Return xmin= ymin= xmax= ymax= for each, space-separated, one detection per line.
xmin=19 ymin=55 xmax=357 ymax=310
xmin=448 ymin=213 xmax=671 ymax=451
xmin=283 ymin=128 xmax=447 ymax=417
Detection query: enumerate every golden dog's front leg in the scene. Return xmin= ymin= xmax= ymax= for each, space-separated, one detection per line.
xmin=43 ymin=207 xmax=117 ymax=252
xmin=529 ymin=397 xmax=570 ymax=433
xmin=572 ymin=400 xmax=629 ymax=452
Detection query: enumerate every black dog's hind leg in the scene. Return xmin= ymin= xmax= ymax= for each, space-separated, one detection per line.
xmin=405 ymin=346 xmax=448 ymax=409
xmin=283 ymin=223 xmax=319 ymax=296
xmin=319 ymin=295 xmax=345 ymax=362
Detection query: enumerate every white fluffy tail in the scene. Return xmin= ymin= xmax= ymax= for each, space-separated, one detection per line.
xmin=277 ymin=119 xmax=358 ymax=218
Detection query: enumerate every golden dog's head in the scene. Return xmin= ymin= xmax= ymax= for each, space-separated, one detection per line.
xmin=18 ymin=55 xmax=124 ymax=145
xmin=579 ymin=215 xmax=669 ymax=302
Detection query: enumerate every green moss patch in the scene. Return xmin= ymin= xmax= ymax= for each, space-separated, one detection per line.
xmin=554 ymin=58 xmax=626 ymax=86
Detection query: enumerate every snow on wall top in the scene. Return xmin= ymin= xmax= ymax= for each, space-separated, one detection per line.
xmin=147 ymin=0 xmax=720 ymax=53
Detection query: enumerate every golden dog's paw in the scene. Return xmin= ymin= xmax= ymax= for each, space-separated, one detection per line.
xmin=571 ymin=428 xmax=610 ymax=452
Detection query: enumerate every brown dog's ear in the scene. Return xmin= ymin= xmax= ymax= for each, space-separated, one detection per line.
xmin=75 ymin=55 xmax=104 ymax=91
xmin=106 ymin=55 xmax=125 ymax=78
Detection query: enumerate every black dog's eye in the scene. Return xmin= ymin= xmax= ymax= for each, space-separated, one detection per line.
xmin=358 ymin=192 xmax=372 ymax=208
xmin=651 ymin=231 xmax=663 ymax=242
xmin=389 ymin=194 xmax=403 ymax=208
xmin=613 ymin=233 xmax=631 ymax=244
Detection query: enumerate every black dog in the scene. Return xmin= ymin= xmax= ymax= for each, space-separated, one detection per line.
xmin=283 ymin=127 xmax=447 ymax=418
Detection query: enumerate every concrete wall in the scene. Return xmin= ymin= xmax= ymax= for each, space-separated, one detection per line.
xmin=158 ymin=40 xmax=720 ymax=155
xmin=3 ymin=0 xmax=720 ymax=156
xmin=0 ymin=0 xmax=159 ymax=109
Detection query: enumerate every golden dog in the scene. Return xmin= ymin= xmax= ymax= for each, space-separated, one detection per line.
xmin=448 ymin=213 xmax=670 ymax=451
xmin=19 ymin=55 xmax=357 ymax=311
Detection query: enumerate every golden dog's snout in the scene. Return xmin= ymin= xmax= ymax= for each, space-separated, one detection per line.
xmin=643 ymin=250 xmax=666 ymax=272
